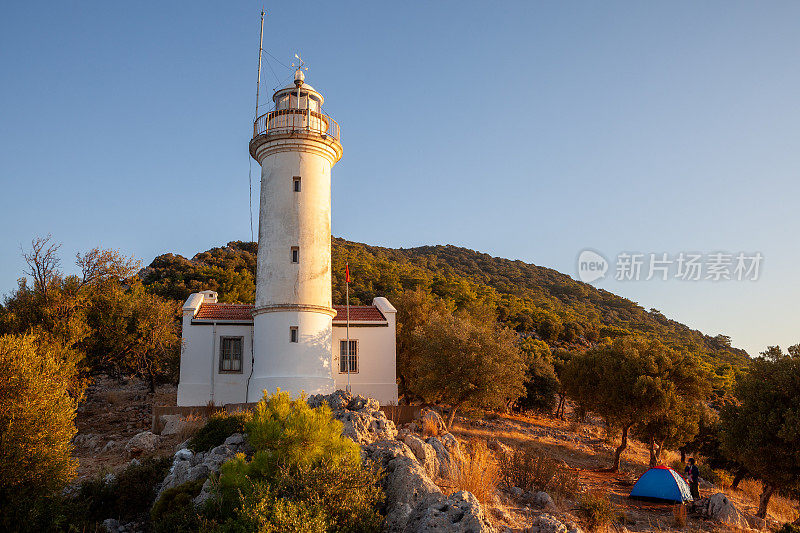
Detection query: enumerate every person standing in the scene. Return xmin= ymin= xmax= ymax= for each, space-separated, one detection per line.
xmin=687 ymin=457 xmax=700 ymax=499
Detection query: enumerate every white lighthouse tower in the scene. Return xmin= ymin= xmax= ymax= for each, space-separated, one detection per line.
xmin=246 ymin=67 xmax=343 ymax=401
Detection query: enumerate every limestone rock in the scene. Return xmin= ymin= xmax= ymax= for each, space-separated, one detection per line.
xmin=695 ymin=493 xmax=750 ymax=530
xmin=384 ymin=456 xmax=442 ymax=532
xmin=403 ymin=433 xmax=440 ymax=479
xmin=307 ymin=390 xmax=397 ymax=444
xmin=125 ymin=431 xmax=160 ymax=457
xmin=159 ymin=414 xmax=189 ymax=436
xmin=427 ymin=435 xmax=461 ymax=479
xmin=525 ymin=513 xmax=568 ymax=533
xmin=419 ymin=409 xmax=447 ymax=435
xmin=523 ymin=491 xmax=556 ymax=510
xmin=158 ymin=434 xmax=250 ymax=499
xmin=404 ymin=490 xmax=494 ymax=533
xmin=337 ymin=409 xmax=397 ymax=444
xmin=364 ymin=440 xmax=417 ymax=470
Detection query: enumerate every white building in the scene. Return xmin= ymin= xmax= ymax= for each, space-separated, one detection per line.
xmin=176 ymin=69 xmax=398 ymax=407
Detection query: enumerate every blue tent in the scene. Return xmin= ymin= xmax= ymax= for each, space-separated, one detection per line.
xmin=629 ymin=466 xmax=693 ymax=503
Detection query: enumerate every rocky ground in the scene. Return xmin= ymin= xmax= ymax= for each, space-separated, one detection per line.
xmin=73 ymin=379 xmax=798 ymax=532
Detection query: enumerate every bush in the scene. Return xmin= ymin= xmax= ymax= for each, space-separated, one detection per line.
xmin=187 ymin=412 xmax=248 ymax=452
xmin=75 ymin=455 xmax=173 ymax=523
xmin=499 ymin=446 xmax=558 ymax=492
xmin=201 ymin=390 xmax=384 ymax=532
xmin=151 ymin=478 xmax=206 ymax=533
xmin=0 ymin=333 xmax=85 ymax=528
xmin=577 ymin=491 xmax=616 ymax=531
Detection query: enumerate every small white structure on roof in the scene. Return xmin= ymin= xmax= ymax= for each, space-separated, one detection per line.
xmin=176 ymin=67 xmax=398 ymax=406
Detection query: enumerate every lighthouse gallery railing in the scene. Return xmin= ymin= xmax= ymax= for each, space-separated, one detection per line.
xmin=253 ymin=109 xmax=340 ymax=141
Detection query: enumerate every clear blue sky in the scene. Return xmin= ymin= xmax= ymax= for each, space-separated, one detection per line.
xmin=1 ymin=2 xmax=798 ymax=356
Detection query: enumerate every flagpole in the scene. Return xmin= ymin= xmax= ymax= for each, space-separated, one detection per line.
xmin=346 ymin=262 xmax=351 ymax=393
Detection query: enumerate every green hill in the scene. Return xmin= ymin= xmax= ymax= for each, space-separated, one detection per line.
xmin=141 ymin=238 xmax=748 ymax=367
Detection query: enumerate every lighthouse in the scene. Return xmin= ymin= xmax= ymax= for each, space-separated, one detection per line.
xmin=246 ymin=68 xmax=343 ymax=401
xmin=175 ymin=56 xmax=398 ymax=408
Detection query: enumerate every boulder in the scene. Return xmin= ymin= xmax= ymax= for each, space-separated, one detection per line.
xmin=159 ymin=415 xmax=189 ymax=436
xmin=125 ymin=431 xmax=160 ymax=457
xmin=403 ymin=434 xmax=440 ymax=479
xmin=307 ymin=390 xmax=397 ymax=444
xmin=336 ymin=409 xmax=397 ymax=444
xmin=384 ymin=456 xmax=442 ymax=532
xmin=525 ymin=513 xmax=568 ymax=533
xmin=404 ymin=490 xmax=494 ymax=533
xmin=364 ymin=440 xmax=417 ymax=470
xmin=695 ymin=493 xmax=750 ymax=530
xmin=158 ymin=434 xmax=250 ymax=499
xmin=427 ymin=435 xmax=461 ymax=479
xmin=523 ymin=491 xmax=555 ymax=510
xmin=419 ymin=409 xmax=447 ymax=435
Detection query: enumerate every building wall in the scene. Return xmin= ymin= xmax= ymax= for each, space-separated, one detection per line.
xmin=177 ymin=320 xmax=254 ymax=407
xmin=332 ymin=298 xmax=399 ymax=405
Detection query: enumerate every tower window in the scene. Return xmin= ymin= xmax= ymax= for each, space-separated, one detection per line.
xmin=293 ymin=176 xmax=301 ymax=192
xmin=291 ymin=247 xmax=299 ymax=263
xmin=290 ymin=326 xmax=298 ymax=343
xmin=339 ymin=340 xmax=358 ymax=373
xmin=219 ymin=337 xmax=243 ymax=373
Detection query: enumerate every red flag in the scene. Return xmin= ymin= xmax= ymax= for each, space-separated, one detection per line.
xmin=345 ymin=263 xmax=350 ymax=283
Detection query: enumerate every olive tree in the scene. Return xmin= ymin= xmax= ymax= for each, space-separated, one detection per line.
xmin=408 ymin=307 xmax=527 ymax=428
xmin=721 ymin=345 xmax=800 ymax=518
xmin=563 ymin=337 xmax=709 ymax=471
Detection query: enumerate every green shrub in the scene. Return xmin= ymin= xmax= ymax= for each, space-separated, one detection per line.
xmin=201 ymin=390 xmax=384 ymax=533
xmin=74 ymin=455 xmax=173 ymax=523
xmin=151 ymin=478 xmax=206 ymax=533
xmin=187 ymin=412 xmax=248 ymax=452
xmin=578 ymin=491 xmax=616 ymax=531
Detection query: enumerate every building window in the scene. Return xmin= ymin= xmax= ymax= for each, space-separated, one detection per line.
xmin=219 ymin=337 xmax=243 ymax=373
xmin=339 ymin=339 xmax=358 ymax=373
xmin=290 ymin=326 xmax=298 ymax=343
xmin=293 ymin=176 xmax=301 ymax=192
xmin=291 ymin=247 xmax=299 ymax=263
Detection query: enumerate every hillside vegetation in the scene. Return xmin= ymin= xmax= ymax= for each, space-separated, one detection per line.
xmin=141 ymin=238 xmax=748 ymax=367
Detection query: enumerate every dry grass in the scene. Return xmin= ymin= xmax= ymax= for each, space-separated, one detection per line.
xmin=422 ymin=416 xmax=441 ymax=438
xmin=577 ymin=490 xmax=615 ymax=532
xmin=176 ymin=413 xmax=205 ymax=442
xmin=733 ymin=479 xmax=799 ymax=523
xmin=451 ymin=439 xmax=500 ymax=505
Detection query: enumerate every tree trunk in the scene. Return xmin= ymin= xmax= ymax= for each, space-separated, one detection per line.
xmin=680 ymin=448 xmax=686 ymax=463
xmin=648 ymin=435 xmax=658 ymax=468
xmin=756 ymin=482 xmax=775 ymax=519
xmin=147 ymin=366 xmax=156 ymax=394
xmin=732 ymin=467 xmax=747 ymax=489
xmin=556 ymin=395 xmax=566 ymax=420
xmin=446 ymin=402 xmax=463 ymax=430
xmin=612 ymin=424 xmax=630 ymax=472
xmin=655 ymin=440 xmax=665 ymax=466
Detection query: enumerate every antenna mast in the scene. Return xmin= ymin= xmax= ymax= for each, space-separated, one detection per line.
xmin=255 ymin=9 xmax=265 ymax=118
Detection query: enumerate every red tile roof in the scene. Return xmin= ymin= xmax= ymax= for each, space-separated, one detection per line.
xmin=195 ymin=303 xmax=254 ymax=321
xmin=332 ymin=305 xmax=386 ymax=322
xmin=193 ymin=303 xmax=385 ymax=322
